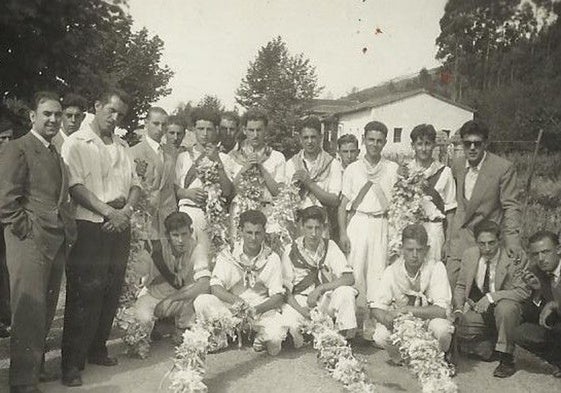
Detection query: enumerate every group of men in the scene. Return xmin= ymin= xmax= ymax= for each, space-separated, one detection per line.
xmin=0 ymin=88 xmax=560 ymax=393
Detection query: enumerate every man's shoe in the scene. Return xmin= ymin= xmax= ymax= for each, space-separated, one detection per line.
xmin=10 ymin=386 xmax=43 ymax=393
xmin=38 ymin=369 xmax=59 ymax=382
xmin=88 ymin=355 xmax=118 ymax=366
xmin=493 ymin=360 xmax=516 ymax=378
xmin=61 ymin=368 xmax=83 ymax=387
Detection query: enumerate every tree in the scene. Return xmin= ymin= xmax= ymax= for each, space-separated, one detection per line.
xmin=0 ymin=0 xmax=173 ymax=130
xmin=197 ymin=95 xmax=224 ymax=113
xmin=236 ymin=36 xmax=323 ymax=155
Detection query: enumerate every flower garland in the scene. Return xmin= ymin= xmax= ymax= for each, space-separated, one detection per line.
xmin=231 ymin=165 xmax=265 ymax=241
xmin=195 ymin=156 xmax=229 ymax=256
xmin=388 ymin=165 xmax=428 ymax=258
xmin=266 ymin=182 xmax=300 ymax=255
xmin=389 ymin=314 xmax=457 ymax=393
xmin=301 ymin=309 xmax=377 ymax=393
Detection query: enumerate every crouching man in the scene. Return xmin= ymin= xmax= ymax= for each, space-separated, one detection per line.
xmin=281 ymin=206 xmax=357 ymax=347
xmin=132 ymin=212 xmax=210 ymax=343
xmin=194 ymin=210 xmax=285 ymax=355
xmin=371 ymin=224 xmax=453 ymax=362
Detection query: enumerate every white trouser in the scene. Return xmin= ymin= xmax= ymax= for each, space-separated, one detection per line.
xmin=372 ymin=317 xmax=453 ymax=361
xmin=281 ymin=286 xmax=358 ymax=335
xmin=178 ymin=203 xmax=206 ymax=232
xmin=423 ymin=221 xmax=445 ymax=262
xmin=346 ymin=212 xmax=388 ymax=308
xmin=193 ymin=292 xmax=285 ymax=344
xmin=132 ymin=290 xmax=196 ymax=329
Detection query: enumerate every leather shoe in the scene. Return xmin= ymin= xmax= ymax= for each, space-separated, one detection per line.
xmin=10 ymin=385 xmax=43 ymax=393
xmin=88 ymin=355 xmax=118 ymax=366
xmin=493 ymin=360 xmax=516 ymax=378
xmin=61 ymin=368 xmax=83 ymax=387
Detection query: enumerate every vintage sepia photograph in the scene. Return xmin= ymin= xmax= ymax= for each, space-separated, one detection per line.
xmin=1 ymin=0 xmax=560 ymax=392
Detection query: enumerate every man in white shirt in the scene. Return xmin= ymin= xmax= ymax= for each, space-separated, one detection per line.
xmin=219 ymin=111 xmax=240 ymax=153
xmin=338 ymin=121 xmax=398 ymax=312
xmin=371 ymin=224 xmax=453 ymax=362
xmin=453 ymin=220 xmax=529 ymax=378
xmin=175 ymin=108 xmax=234 ymax=232
xmin=194 ymin=210 xmax=285 ymax=356
xmin=280 ymin=206 xmax=356 ymax=347
xmin=61 ymin=89 xmax=140 ymax=387
xmin=337 ymin=134 xmax=360 ymax=170
xmin=52 ymin=93 xmax=87 ymax=153
xmin=407 ymin=124 xmax=456 ymax=262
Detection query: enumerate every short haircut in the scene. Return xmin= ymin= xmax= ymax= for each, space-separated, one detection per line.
xmin=167 ymin=115 xmax=185 ymax=129
xmin=402 ymin=224 xmax=428 ymax=246
xmin=299 ymin=206 xmax=326 ymax=224
xmin=32 ymin=91 xmax=60 ymax=111
xmin=297 ymin=116 xmax=322 ymax=134
xmin=410 ymin=123 xmax=436 ymax=143
xmin=191 ymin=107 xmax=220 ymax=128
xmin=239 ymin=209 xmax=267 ymax=229
xmin=221 ymin=111 xmax=240 ymax=125
xmin=459 ymin=120 xmax=489 ymax=141
xmin=146 ymin=106 xmax=168 ymax=120
xmin=98 ymin=89 xmax=131 ymax=108
xmin=528 ymin=230 xmax=559 ymax=247
xmin=241 ymin=108 xmax=268 ymax=127
xmin=474 ymin=220 xmax=500 ymax=240
xmin=164 ymin=211 xmax=193 ymax=233
xmin=62 ymin=93 xmax=88 ymax=112
xmin=364 ymin=120 xmax=388 ymax=137
xmin=337 ymin=134 xmax=359 ymax=149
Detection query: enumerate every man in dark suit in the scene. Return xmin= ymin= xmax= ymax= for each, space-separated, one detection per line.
xmin=453 ymin=220 xmax=529 ymax=378
xmin=446 ymin=120 xmax=521 ymax=287
xmin=513 ymin=230 xmax=561 ymax=377
xmin=0 ymin=91 xmax=76 ymax=393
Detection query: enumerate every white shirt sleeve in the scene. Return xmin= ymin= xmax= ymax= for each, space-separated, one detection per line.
xmin=370 ymin=265 xmax=395 ymax=310
xmin=61 ymin=139 xmax=87 ymax=188
xmin=440 ymin=166 xmax=457 ymax=212
xmin=210 ymin=250 xmax=232 ymax=289
xmin=191 ymin=240 xmax=211 ymax=281
xmin=327 ymin=159 xmax=343 ymax=195
xmin=280 ymin=247 xmax=295 ymax=291
xmin=427 ymin=261 xmax=452 ymax=312
xmin=341 ymin=165 xmax=354 ymax=202
xmin=175 ymin=151 xmax=192 ymax=187
xmin=260 ymin=253 xmax=285 ymax=297
xmin=325 ymin=240 xmax=352 ymax=278
xmin=272 ymin=151 xmax=286 ymax=184
xmin=284 ymin=159 xmax=295 ymax=185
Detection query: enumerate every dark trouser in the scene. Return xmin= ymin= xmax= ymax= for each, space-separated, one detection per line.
xmin=0 ymin=230 xmax=11 ymax=326
xmin=513 ymin=305 xmax=561 ymax=364
xmin=4 ymin=226 xmax=64 ymax=387
xmin=61 ymin=220 xmax=130 ymax=371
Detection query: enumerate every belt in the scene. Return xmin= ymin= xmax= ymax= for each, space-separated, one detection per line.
xmin=424 ymin=218 xmax=445 ymax=223
xmin=356 ymin=211 xmax=388 ymax=219
xmin=178 ymin=201 xmax=202 ymax=209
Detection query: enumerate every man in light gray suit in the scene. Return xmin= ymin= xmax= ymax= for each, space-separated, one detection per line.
xmin=0 ymin=91 xmax=76 ymax=393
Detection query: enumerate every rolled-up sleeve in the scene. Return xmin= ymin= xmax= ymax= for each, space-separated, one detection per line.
xmin=428 ymin=262 xmax=452 ymax=312
xmin=210 ymin=251 xmax=230 ymax=288
xmin=61 ymin=139 xmax=86 ymax=188
xmin=370 ymin=266 xmax=394 ymax=310
xmin=261 ymin=254 xmax=285 ymax=297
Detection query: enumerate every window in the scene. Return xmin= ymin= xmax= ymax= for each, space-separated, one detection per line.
xmin=393 ymin=127 xmax=402 ymax=143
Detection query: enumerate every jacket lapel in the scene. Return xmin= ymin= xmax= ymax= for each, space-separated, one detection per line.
xmin=465 ymin=251 xmax=481 ymax=297
xmin=463 ymin=156 xmax=492 ymax=225
xmin=494 ymin=249 xmax=509 ymax=291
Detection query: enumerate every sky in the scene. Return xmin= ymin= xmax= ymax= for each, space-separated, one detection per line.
xmin=128 ymin=0 xmax=447 ymax=111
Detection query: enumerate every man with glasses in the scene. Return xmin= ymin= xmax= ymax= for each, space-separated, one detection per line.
xmin=447 ymin=120 xmax=521 ymax=287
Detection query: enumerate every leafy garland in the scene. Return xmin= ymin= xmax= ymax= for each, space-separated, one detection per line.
xmin=302 ymin=309 xmax=377 ymax=393
xmin=388 ymin=165 xmax=428 ymax=258
xmin=266 ymin=183 xmax=300 ymax=254
xmin=231 ymin=165 xmax=264 ymax=237
xmin=389 ymin=314 xmax=457 ymax=393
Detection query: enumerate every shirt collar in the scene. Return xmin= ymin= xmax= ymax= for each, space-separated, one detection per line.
xmin=30 ymin=129 xmax=50 ymax=148
xmin=58 ymin=128 xmax=69 ymax=140
xmin=552 ymin=259 xmax=561 ymax=281
xmin=465 ymin=152 xmax=487 ymax=171
xmin=145 ymin=135 xmax=162 ymax=154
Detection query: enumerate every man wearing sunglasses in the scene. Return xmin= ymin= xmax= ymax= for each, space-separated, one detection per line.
xmin=446 ymin=120 xmax=521 ymax=288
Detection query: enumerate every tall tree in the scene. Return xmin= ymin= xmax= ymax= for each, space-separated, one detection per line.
xmin=197 ymin=95 xmax=224 ymax=113
xmin=236 ymin=36 xmax=323 ymax=155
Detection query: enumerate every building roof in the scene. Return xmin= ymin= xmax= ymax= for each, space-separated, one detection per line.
xmin=335 ymin=89 xmax=474 ymax=116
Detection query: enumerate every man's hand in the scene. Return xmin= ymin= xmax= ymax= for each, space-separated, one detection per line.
xmin=185 ymin=188 xmax=207 ymax=205
xmin=474 ymin=296 xmax=491 ymax=314
xmin=204 ymin=143 xmax=221 ymax=162
xmin=381 ymin=310 xmax=399 ymax=330
xmin=522 ymin=271 xmax=541 ymax=291
xmin=339 ymin=233 xmax=351 ymax=254
xmin=154 ymin=298 xmax=174 ymax=319
xmin=102 ymin=207 xmax=130 ymax=233
xmin=292 ymin=169 xmax=312 ymax=186
xmin=505 ymin=239 xmax=522 ymax=259
xmin=463 ymin=299 xmax=475 ymax=314
xmin=539 ymin=301 xmax=558 ymax=329
xmin=240 ymin=153 xmax=259 ymax=174
xmin=307 ymin=287 xmax=324 ymax=308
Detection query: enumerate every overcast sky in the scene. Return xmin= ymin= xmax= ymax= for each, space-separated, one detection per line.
xmin=128 ymin=0 xmax=447 ymax=111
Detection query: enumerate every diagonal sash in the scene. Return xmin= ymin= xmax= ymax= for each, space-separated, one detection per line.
xmin=346 ymin=180 xmax=373 ymax=225
xmin=182 ymin=148 xmax=207 ymax=189
xmin=290 ymin=239 xmax=330 ymax=294
xmin=422 ymin=165 xmax=446 ymax=215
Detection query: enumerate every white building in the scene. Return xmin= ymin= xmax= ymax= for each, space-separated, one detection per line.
xmin=336 ymin=89 xmax=474 ymax=156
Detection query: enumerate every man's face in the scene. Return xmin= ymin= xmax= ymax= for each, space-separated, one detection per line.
xmin=363 ymin=130 xmax=386 ymax=158
xmin=529 ymin=238 xmax=560 ymax=273
xmin=244 ymin=120 xmax=266 ymax=149
xmin=300 ymin=127 xmax=321 ymax=156
xmin=301 ymin=218 xmax=323 ymax=244
xmin=0 ymin=129 xmax=14 ymax=147
xmin=220 ymin=118 xmax=237 ymax=138
xmin=62 ymin=106 xmax=85 ymax=135
xmin=94 ymin=95 xmax=128 ymax=135
xmin=166 ymin=124 xmax=185 ymax=148
xmin=30 ymin=99 xmax=63 ymax=142
xmin=476 ymin=231 xmax=500 ymax=259
xmin=462 ymin=134 xmax=486 ymax=166
xmin=195 ymin=120 xmax=217 ymax=146
xmin=412 ymin=136 xmax=435 ymax=163
xmin=338 ymin=142 xmax=359 ymax=168
xmin=402 ymin=238 xmax=428 ymax=272
xmin=167 ymin=225 xmax=192 ymax=254
xmin=241 ymin=222 xmax=266 ymax=255
xmin=145 ymin=112 xmax=168 ymax=143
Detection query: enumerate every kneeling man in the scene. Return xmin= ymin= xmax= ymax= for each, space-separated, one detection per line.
xmin=453 ymin=220 xmax=529 ymax=378
xmin=133 ymin=212 xmax=210 ymax=341
xmin=194 ymin=210 xmax=285 ymax=355
xmin=371 ymin=224 xmax=453 ymax=361
xmin=281 ymin=206 xmax=357 ymax=347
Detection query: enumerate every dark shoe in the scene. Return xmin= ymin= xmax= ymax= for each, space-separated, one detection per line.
xmin=61 ymin=368 xmax=83 ymax=387
xmin=88 ymin=355 xmax=118 ymax=366
xmin=38 ymin=369 xmax=59 ymax=382
xmin=10 ymin=385 xmax=43 ymax=393
xmin=493 ymin=360 xmax=516 ymax=378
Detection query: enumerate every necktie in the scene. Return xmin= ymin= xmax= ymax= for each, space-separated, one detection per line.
xmin=482 ymin=259 xmax=491 ymax=294
xmin=48 ymin=144 xmax=58 ymax=157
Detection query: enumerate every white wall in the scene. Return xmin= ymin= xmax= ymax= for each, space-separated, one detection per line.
xmin=338 ymin=93 xmax=474 ymax=156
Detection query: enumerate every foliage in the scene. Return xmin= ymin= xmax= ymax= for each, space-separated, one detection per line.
xmin=236 ymin=36 xmax=323 ymax=156
xmin=0 ymin=0 xmax=173 ymax=131
xmin=197 ymin=95 xmax=225 ymax=114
